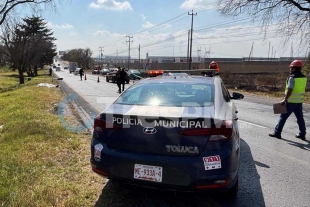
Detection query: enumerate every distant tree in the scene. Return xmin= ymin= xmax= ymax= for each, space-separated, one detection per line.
xmin=217 ymin=0 xmax=310 ymax=51
xmin=0 ymin=45 xmax=9 ymax=67
xmin=1 ymin=17 xmax=57 ymax=84
xmin=1 ymin=20 xmax=29 ymax=83
xmin=62 ymin=48 xmax=93 ymax=69
xmin=21 ymin=16 xmax=57 ymax=76
xmin=0 ymin=0 xmax=65 ymax=25
xmin=303 ymin=53 xmax=310 ymax=75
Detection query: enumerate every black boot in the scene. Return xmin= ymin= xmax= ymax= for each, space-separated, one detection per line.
xmin=295 ymin=134 xmax=306 ymax=140
xmin=268 ymin=132 xmax=281 ymax=139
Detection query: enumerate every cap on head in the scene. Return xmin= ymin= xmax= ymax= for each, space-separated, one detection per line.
xmin=289 ymin=60 xmax=302 ymax=68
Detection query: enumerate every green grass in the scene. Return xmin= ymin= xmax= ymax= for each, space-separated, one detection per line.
xmin=0 ymin=71 xmax=20 ymax=92
xmin=0 ymin=70 xmax=103 ymax=207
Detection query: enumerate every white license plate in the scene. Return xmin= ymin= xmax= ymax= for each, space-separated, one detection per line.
xmin=134 ymin=164 xmax=163 ymax=182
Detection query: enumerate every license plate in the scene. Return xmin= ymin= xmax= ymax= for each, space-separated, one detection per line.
xmin=134 ymin=164 xmax=163 ymax=182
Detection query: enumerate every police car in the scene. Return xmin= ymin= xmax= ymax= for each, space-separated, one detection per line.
xmin=90 ymin=69 xmax=244 ymax=196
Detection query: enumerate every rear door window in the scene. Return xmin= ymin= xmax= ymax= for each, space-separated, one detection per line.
xmin=116 ymin=83 xmax=214 ymax=107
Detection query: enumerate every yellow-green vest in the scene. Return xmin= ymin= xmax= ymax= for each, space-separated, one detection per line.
xmin=285 ymin=77 xmax=307 ymax=103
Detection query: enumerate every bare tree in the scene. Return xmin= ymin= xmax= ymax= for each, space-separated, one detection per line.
xmin=0 ymin=0 xmax=65 ymax=25
xmin=61 ymin=48 xmax=93 ymax=69
xmin=217 ymin=0 xmax=310 ymax=52
xmin=1 ymin=19 xmax=29 ymax=83
xmin=1 ymin=17 xmax=56 ymax=84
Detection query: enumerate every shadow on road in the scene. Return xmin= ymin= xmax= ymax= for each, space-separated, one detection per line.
xmin=94 ymin=139 xmax=265 ymax=207
xmin=212 ymin=138 xmax=266 ymax=207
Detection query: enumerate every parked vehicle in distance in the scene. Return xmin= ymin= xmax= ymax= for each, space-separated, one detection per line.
xmin=127 ymin=69 xmax=141 ymax=80
xmin=74 ymin=68 xmax=82 ymax=75
xmin=100 ymin=68 xmax=110 ymax=76
xmin=64 ymin=67 xmax=68 ymax=70
xmin=69 ymin=62 xmax=78 ymax=73
xmin=105 ymin=68 xmax=118 ymax=83
xmin=92 ymin=68 xmax=100 ymax=74
xmin=106 ymin=68 xmax=129 ymax=83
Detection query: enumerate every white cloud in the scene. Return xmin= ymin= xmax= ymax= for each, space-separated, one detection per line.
xmin=180 ymin=0 xmax=212 ymax=9
xmin=89 ymin=0 xmax=132 ymax=10
xmin=47 ymin=22 xmax=74 ymax=29
xmin=142 ymin=21 xmax=155 ymax=28
xmin=140 ymin=14 xmax=146 ymax=21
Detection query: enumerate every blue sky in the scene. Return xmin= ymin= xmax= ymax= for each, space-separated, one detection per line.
xmin=20 ymin=0 xmax=307 ymax=59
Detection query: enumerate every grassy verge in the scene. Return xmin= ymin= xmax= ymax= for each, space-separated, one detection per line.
xmin=0 ymin=71 xmax=103 ymax=207
xmin=0 ymin=71 xmax=21 ymax=92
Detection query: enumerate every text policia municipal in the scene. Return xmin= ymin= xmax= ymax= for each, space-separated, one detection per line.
xmin=112 ymin=117 xmax=210 ymax=128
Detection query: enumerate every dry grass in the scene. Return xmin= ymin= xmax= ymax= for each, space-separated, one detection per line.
xmin=0 ymin=70 xmax=104 ymax=207
xmin=222 ymin=73 xmax=310 ymax=104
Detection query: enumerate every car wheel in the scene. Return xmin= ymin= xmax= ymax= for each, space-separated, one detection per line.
xmin=223 ymin=176 xmax=238 ymax=198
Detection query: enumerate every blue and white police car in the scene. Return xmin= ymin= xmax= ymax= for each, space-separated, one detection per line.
xmin=90 ymin=70 xmax=244 ymax=197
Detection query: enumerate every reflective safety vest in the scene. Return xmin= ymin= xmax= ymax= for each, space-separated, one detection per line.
xmin=285 ymin=77 xmax=307 ymax=103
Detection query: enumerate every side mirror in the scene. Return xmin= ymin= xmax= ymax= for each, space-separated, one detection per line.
xmin=231 ymin=92 xmax=244 ymax=100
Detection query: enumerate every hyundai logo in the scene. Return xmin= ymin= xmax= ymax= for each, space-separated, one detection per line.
xmin=143 ymin=127 xmax=157 ymax=134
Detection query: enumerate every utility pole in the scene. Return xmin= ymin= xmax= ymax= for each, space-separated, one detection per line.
xmin=126 ymin=35 xmax=133 ymax=70
xmin=99 ymin=47 xmax=104 ymax=64
xmin=290 ymin=42 xmax=293 ymax=59
xmin=187 ymin=30 xmax=190 ymax=70
xmin=248 ymin=42 xmax=254 ymax=61
xmin=138 ymin=44 xmax=140 ymax=64
xmin=188 ymin=10 xmax=197 ymax=70
xmin=268 ymin=42 xmax=270 ymax=59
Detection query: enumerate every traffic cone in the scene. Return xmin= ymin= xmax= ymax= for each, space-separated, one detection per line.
xmin=97 ymin=75 xmax=100 ymax=83
xmin=84 ymin=73 xmax=87 ymax=80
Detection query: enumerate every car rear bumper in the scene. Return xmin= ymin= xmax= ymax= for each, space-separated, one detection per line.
xmin=90 ymin=139 xmax=239 ymax=192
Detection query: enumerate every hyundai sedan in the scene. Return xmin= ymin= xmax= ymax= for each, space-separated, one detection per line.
xmin=90 ymin=73 xmax=244 ymax=197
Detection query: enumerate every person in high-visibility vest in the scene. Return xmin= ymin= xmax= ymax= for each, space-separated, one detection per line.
xmin=269 ymin=60 xmax=307 ymax=140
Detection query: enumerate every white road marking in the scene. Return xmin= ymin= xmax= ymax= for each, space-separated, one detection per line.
xmin=239 ymin=120 xmax=267 ymax=128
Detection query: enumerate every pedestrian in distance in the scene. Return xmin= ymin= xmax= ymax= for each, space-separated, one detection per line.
xmin=116 ymin=67 xmax=122 ymax=93
xmin=49 ymin=67 xmax=52 ymax=76
xmin=116 ymin=67 xmax=128 ymax=93
xmin=269 ymin=60 xmax=307 ymax=140
xmin=79 ymin=68 xmax=84 ymax=81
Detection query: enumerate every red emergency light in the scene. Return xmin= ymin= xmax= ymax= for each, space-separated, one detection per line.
xmin=148 ymin=70 xmax=164 ymax=77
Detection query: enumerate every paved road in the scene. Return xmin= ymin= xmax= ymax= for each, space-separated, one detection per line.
xmin=53 ymin=64 xmax=310 ymax=207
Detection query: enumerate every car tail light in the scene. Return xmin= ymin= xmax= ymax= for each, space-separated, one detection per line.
xmin=209 ymin=120 xmax=233 ymax=141
xmin=178 ymin=120 xmax=233 ymax=141
xmin=178 ymin=128 xmax=211 ymax=136
xmin=94 ymin=115 xmax=122 ymax=133
xmin=195 ymin=178 xmax=230 ymax=189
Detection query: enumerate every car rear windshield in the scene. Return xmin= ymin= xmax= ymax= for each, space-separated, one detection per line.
xmin=115 ymin=82 xmax=214 ymax=107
